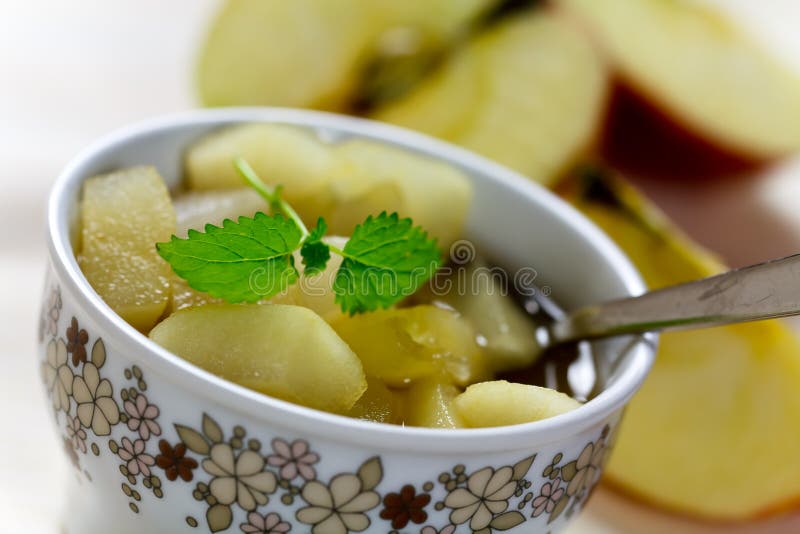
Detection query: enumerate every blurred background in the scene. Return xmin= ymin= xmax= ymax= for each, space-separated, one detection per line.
xmin=3 ymin=0 xmax=800 ymax=532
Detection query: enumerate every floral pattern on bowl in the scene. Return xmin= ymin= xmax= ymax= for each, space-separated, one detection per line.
xmin=40 ymin=278 xmax=616 ymax=534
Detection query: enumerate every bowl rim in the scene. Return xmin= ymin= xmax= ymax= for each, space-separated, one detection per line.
xmin=47 ymin=107 xmax=656 ymax=453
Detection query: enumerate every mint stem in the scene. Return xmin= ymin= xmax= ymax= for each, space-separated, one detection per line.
xmin=234 ymin=157 xmax=310 ymax=239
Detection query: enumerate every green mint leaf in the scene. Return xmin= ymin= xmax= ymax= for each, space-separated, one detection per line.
xmin=333 ymin=212 xmax=441 ymax=314
xmin=156 ymin=212 xmax=302 ymax=303
xmin=300 ymin=218 xmax=331 ymax=276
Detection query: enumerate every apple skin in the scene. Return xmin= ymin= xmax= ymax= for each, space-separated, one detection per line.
xmin=600 ymin=79 xmax=766 ymax=181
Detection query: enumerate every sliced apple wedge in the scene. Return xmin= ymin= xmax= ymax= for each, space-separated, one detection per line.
xmin=561 ymin=169 xmax=800 ymax=519
xmin=558 ymin=0 xmax=800 ymax=178
xmin=79 ymin=167 xmax=175 ymax=332
xmin=197 ymin=0 xmax=498 ymax=109
xmin=454 ymin=380 xmax=581 ymax=428
xmin=149 ymin=304 xmax=366 ymax=413
xmin=373 ymin=11 xmax=609 ymax=185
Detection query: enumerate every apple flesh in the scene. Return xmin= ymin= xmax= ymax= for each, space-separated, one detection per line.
xmin=197 ymin=0 xmax=499 ymax=109
xmin=562 ymin=168 xmax=800 ymax=519
xmin=79 ymin=167 xmax=175 ymax=332
xmin=558 ymin=0 xmax=800 ymax=179
xmin=373 ymin=11 xmax=609 ymax=185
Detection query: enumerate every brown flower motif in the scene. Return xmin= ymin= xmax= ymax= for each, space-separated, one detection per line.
xmin=118 ymin=437 xmax=156 ymax=476
xmin=65 ymin=414 xmax=87 ymax=454
xmin=240 ymin=511 xmax=291 ymax=534
xmin=124 ymin=393 xmax=161 ymax=440
xmin=566 ymin=440 xmax=605 ymax=497
xmin=42 ymin=339 xmax=73 ymax=412
xmin=531 ymin=478 xmax=564 ymax=517
xmin=296 ymin=474 xmax=380 ymax=534
xmin=266 ymin=438 xmax=319 ymax=481
xmin=156 ymin=440 xmax=198 ymax=482
xmin=66 ymin=317 xmax=89 ymax=366
xmin=379 ymin=485 xmax=430 ymax=529
xmin=72 ymin=362 xmax=120 ymax=435
xmin=444 ymin=466 xmax=517 ymax=530
xmin=202 ymin=443 xmax=277 ymax=511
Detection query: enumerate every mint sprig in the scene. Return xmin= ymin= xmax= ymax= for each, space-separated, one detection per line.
xmin=157 ymin=159 xmax=442 ymax=314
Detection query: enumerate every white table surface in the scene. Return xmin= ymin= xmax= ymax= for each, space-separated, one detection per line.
xmin=3 ymin=1 xmax=800 ymax=532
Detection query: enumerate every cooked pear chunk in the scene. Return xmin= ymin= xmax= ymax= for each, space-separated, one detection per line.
xmin=420 ymin=258 xmax=540 ymax=373
xmin=331 ymin=306 xmax=489 ymax=388
xmin=373 ymin=12 xmax=608 ymax=185
xmin=173 ymin=188 xmax=268 ymax=237
xmin=149 ymin=304 xmax=366 ymax=413
xmin=79 ymin=166 xmax=175 ymax=332
xmin=185 ymin=124 xmax=335 ymax=207
xmin=347 ymin=376 xmax=401 ymax=424
xmin=329 ymin=139 xmax=471 ymax=248
xmin=454 ymin=380 xmax=581 ymax=428
xmin=400 ymin=376 xmax=464 ymax=429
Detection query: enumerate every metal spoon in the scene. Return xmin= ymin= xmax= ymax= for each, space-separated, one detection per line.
xmin=515 ymin=253 xmax=800 ymax=400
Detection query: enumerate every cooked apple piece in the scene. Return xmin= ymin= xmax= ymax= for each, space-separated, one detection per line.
xmin=373 ymin=11 xmax=608 ymax=185
xmin=454 ymin=380 xmax=580 ymax=428
xmin=149 ymin=304 xmax=366 ymax=413
xmin=331 ymin=306 xmax=489 ymax=388
xmin=169 ymin=273 xmax=298 ymax=313
xmin=173 ymin=188 xmax=268 ymax=237
xmin=79 ymin=167 xmax=175 ymax=332
xmin=291 ymin=236 xmax=347 ymax=322
xmin=562 ymin=169 xmax=800 ymax=519
xmin=417 ymin=258 xmax=540 ymax=373
xmin=558 ymin=0 xmax=800 ymax=173
xmin=399 ymin=376 xmax=464 ymax=429
xmin=197 ymin=0 xmax=498 ymax=109
xmin=329 ymin=139 xmax=472 ymax=248
xmin=347 ymin=376 xmax=401 ymax=424
xmin=184 ymin=124 xmax=335 ymax=218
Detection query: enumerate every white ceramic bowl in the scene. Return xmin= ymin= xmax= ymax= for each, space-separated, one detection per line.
xmin=41 ymin=108 xmax=655 ymax=534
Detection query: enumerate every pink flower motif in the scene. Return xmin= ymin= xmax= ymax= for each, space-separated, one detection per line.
xmin=421 ymin=525 xmax=456 ymax=534
xmin=266 ymin=438 xmax=319 ymax=481
xmin=65 ymin=415 xmax=87 ymax=454
xmin=240 ymin=511 xmax=291 ymax=533
xmin=118 ymin=437 xmax=155 ymax=477
xmin=124 ymin=393 xmax=161 ymax=441
xmin=531 ymin=478 xmax=565 ymax=517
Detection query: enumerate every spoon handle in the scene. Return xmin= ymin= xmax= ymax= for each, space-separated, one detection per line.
xmin=550 ymin=253 xmax=800 ymax=344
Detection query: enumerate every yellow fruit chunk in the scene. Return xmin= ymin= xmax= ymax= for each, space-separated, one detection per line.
xmin=347 ymin=376 xmax=401 ymax=424
xmin=149 ymin=304 xmax=366 ymax=413
xmin=416 ymin=258 xmax=540 ymax=373
xmin=196 ymin=0 xmax=498 ymax=109
xmin=562 ymin=170 xmax=800 ymax=518
xmin=373 ymin=12 xmax=608 ymax=185
xmin=557 ymin=0 xmax=800 ymax=159
xmin=184 ymin=124 xmax=335 ymax=213
xmin=173 ymin=188 xmax=268 ymax=237
xmin=290 ymin=236 xmax=347 ymax=323
xmin=454 ymin=380 xmax=581 ymax=428
xmin=331 ymin=306 xmax=489 ymax=388
xmin=79 ymin=167 xmax=175 ymax=332
xmin=329 ymin=139 xmax=472 ymax=248
xmin=399 ymin=376 xmax=464 ymax=429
